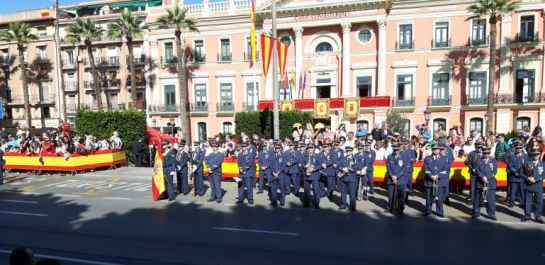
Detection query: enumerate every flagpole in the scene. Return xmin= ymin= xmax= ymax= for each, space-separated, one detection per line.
xmin=253 ymin=62 xmax=257 ymax=111
xmin=272 ymin=0 xmax=279 ymax=140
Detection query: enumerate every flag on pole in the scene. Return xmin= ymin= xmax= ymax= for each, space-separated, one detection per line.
xmin=151 ymin=143 xmax=166 ymax=201
xmin=249 ymin=0 xmax=256 ymax=68
xmin=301 ymin=71 xmax=307 ymax=99
xmin=277 ymin=40 xmax=288 ymax=78
xmin=260 ymin=34 xmax=274 ymax=76
xmin=289 ymin=69 xmax=295 ymax=90
xmin=298 ymin=70 xmax=303 ymax=98
xmin=283 ymin=71 xmax=288 ymax=96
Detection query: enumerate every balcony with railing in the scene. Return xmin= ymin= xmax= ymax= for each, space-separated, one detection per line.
xmin=148 ymin=104 xmax=183 ymax=113
xmin=127 ymin=77 xmax=147 ymax=90
xmin=243 ymin=102 xmax=257 ymax=111
xmin=191 ymin=51 xmax=206 ymax=63
xmin=514 ymin=32 xmax=539 ymax=43
xmin=83 ymin=79 xmax=121 ymax=90
xmin=428 ymin=95 xmax=452 ymax=106
xmin=217 ymin=53 xmax=232 ymax=62
xmin=243 ymin=52 xmax=260 ymax=61
xmin=65 ymin=80 xmax=77 ymax=92
xmin=396 ymin=40 xmax=414 ymax=51
xmin=468 ymin=36 xmax=489 ymax=46
xmin=217 ymin=102 xmax=234 ymax=112
xmin=432 ymin=38 xmax=451 ymax=49
xmin=191 ymin=103 xmax=209 ymax=112
xmin=126 ymin=55 xmax=146 ymax=65
xmin=83 ymin=57 xmax=119 ymax=67
xmin=464 ymin=94 xmax=487 ymax=105
xmin=160 ymin=56 xmax=177 ymax=67
xmin=62 ymin=59 xmax=76 ymax=69
xmin=392 ymin=97 xmax=415 ymax=107
xmin=8 ymin=94 xmax=54 ymax=105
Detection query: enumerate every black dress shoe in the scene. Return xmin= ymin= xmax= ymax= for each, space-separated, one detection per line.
xmin=422 ymin=212 xmax=431 ymax=217
xmin=314 ymin=205 xmax=320 ymax=209
xmin=280 ymin=202 xmax=285 ymax=206
xmin=339 ymin=206 xmax=347 ymax=210
xmin=521 ymin=217 xmax=529 ymax=222
xmin=216 ymin=199 xmax=222 ymax=203
xmin=207 ymin=198 xmax=215 ymax=202
xmin=488 ymin=215 xmax=497 ymax=221
xmin=256 ymin=190 xmax=263 ymax=194
xmin=536 ymin=219 xmax=544 ymax=224
xmin=235 ymin=199 xmax=244 ymax=204
xmin=507 ymin=202 xmax=514 ymax=208
xmin=168 ymin=198 xmax=175 ymax=201
xmin=248 ymin=199 xmax=254 ymax=204
xmin=471 ymin=214 xmax=480 ymax=219
xmin=269 ymin=202 xmax=278 ymax=206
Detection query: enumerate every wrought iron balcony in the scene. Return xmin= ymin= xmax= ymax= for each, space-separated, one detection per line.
xmin=126 ymin=77 xmax=147 ymax=89
xmin=392 ymin=97 xmax=415 ymax=107
xmin=464 ymin=94 xmax=487 ymax=105
xmin=217 ymin=53 xmax=232 ymax=62
xmin=160 ymin=56 xmax=177 ymax=67
xmin=126 ymin=55 xmax=145 ymax=65
xmin=428 ymin=95 xmax=452 ymax=106
xmin=515 ymin=32 xmax=539 ymax=43
xmin=396 ymin=40 xmax=414 ymax=51
xmin=242 ymin=102 xmax=257 ymax=111
xmin=148 ymin=104 xmax=182 ymax=113
xmin=468 ymin=36 xmax=489 ymax=46
xmin=62 ymin=59 xmax=76 ymax=69
xmin=495 ymin=94 xmax=513 ymax=104
xmin=192 ymin=51 xmax=206 ymax=63
xmin=432 ymin=38 xmax=451 ymax=49
xmin=191 ymin=103 xmax=208 ymax=112
xmin=243 ymin=51 xmax=260 ymax=61
xmin=217 ymin=102 xmax=234 ymax=112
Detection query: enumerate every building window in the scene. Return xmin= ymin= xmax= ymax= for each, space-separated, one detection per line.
xmin=42 ymin=107 xmax=50 ymax=118
xmin=1 ymin=48 xmax=8 ymax=65
xmin=433 ymin=118 xmax=447 ymax=134
xmin=223 ymin=121 xmax=233 ymax=134
xmin=315 ymin=42 xmax=333 ymax=52
xmin=356 ymin=76 xmax=372 ymax=97
xmin=469 ymin=117 xmax=484 ymax=136
xmin=220 ymin=83 xmax=233 ymax=111
xmin=164 ymin=42 xmax=174 ymax=63
xmin=194 ymin=83 xmax=207 ymax=111
xmin=193 ymin=40 xmax=204 ymax=62
xmin=197 ymin=122 xmax=207 ymax=143
xmin=164 ymin=85 xmax=176 ymax=111
xmin=245 ymin=82 xmax=259 ymax=111
xmin=219 ymin=39 xmax=231 ymax=61
xmin=472 ymin=19 xmax=487 ymax=45
xmin=401 ymin=118 xmax=411 ymax=139
xmin=37 ymin=46 xmax=47 ymax=61
xmin=280 ymin=35 xmax=291 ymax=47
xmin=515 ymin=69 xmax=535 ymax=103
xmin=468 ymin=72 xmax=487 ymax=104
xmin=39 ymin=81 xmax=50 ymax=102
xmin=434 ymin=22 xmax=449 ymax=47
xmin=398 ymin=24 xmax=413 ymax=49
xmin=356 ymin=120 xmax=369 ymax=133
xmin=396 ymin=74 xmax=413 ymax=105
xmin=519 ymin=15 xmax=535 ymax=42
xmin=357 ymin=29 xmax=372 ymax=44
xmin=431 ymin=73 xmax=449 ymax=105
xmin=65 ymin=50 xmax=74 ymax=66
xmin=516 ymin=117 xmax=531 ymax=131
xmin=108 ymin=93 xmax=119 ymax=108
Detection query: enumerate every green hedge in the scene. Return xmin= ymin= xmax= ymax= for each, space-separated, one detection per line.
xmin=75 ymin=109 xmax=146 ymax=164
xmin=235 ymin=110 xmax=312 ymax=140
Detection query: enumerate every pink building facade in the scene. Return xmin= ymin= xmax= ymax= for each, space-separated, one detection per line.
xmin=147 ymin=0 xmax=545 ymax=142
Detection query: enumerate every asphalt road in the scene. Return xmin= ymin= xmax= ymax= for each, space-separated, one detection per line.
xmin=0 ymin=167 xmax=544 ymax=265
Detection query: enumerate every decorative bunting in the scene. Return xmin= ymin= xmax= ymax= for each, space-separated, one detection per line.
xmin=260 ymin=34 xmax=274 ymax=76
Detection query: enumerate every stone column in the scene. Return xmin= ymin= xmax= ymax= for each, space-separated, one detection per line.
xmin=377 ymin=20 xmax=387 ymax=96
xmin=499 ymin=15 xmax=512 ymax=92
xmin=293 ymin=26 xmax=304 ymax=99
xmin=342 ymin=22 xmax=351 ymax=97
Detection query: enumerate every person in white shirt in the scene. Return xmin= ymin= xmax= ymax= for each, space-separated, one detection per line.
xmin=110 ymin=131 xmax=122 ymax=149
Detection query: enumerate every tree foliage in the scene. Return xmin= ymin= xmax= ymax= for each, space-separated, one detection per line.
xmin=235 ymin=110 xmax=313 ymax=140
xmin=385 ymin=109 xmax=409 ymax=137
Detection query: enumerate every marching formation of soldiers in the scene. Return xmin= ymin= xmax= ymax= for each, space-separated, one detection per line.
xmin=159 ymin=136 xmax=544 ymax=224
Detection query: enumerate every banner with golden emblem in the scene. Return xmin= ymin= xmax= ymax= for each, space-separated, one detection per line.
xmin=280 ymin=100 xmax=295 ymax=112
xmin=313 ymin=99 xmax=330 ymax=119
xmin=343 ymin=97 xmax=360 ymax=119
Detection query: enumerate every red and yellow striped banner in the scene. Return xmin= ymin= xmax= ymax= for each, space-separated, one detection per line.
xmin=277 ymin=40 xmax=288 ymax=78
xmin=249 ymin=0 xmax=256 ymax=68
xmin=260 ymin=34 xmax=274 ymax=76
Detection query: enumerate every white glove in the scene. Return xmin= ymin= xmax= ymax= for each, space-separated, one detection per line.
xmin=177 ymin=166 xmax=181 ymax=171
xmin=191 ymin=168 xmax=197 ymax=173
xmin=170 ymin=172 xmax=175 ymax=176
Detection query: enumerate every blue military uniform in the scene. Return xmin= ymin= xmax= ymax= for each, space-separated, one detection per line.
xmin=361 ymin=141 xmax=376 ymax=196
xmin=0 ymin=148 xmax=5 ymax=185
xmin=423 ymin=146 xmax=450 ymax=217
xmin=285 ymin=143 xmax=301 ymax=195
xmin=520 ymin=149 xmax=544 ymax=223
xmin=321 ymin=145 xmax=337 ymax=200
xmin=506 ymin=145 xmax=528 ymax=207
xmin=465 ymin=144 xmax=483 ymax=204
xmin=401 ymin=143 xmax=416 ymax=195
xmin=338 ymin=147 xmax=358 ymax=211
xmin=205 ymin=143 xmax=224 ymax=203
xmin=176 ymin=143 xmax=191 ymax=195
xmin=472 ymin=148 xmax=497 ymax=220
xmin=333 ymin=144 xmax=345 ymax=191
xmin=162 ymin=146 xmax=177 ymax=201
xmin=303 ymin=145 xmax=322 ymax=209
xmin=270 ymin=145 xmax=286 ymax=206
xmin=236 ymin=143 xmax=255 ymax=204
xmin=191 ymin=145 xmax=205 ymax=196
xmin=257 ymin=147 xmax=270 ymax=194
xmin=386 ymin=145 xmax=408 ymax=215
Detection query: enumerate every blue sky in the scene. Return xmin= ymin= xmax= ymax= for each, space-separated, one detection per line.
xmin=0 ymin=0 xmax=207 ymax=15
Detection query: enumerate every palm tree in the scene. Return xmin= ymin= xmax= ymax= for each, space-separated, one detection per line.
xmin=65 ymin=18 xmax=105 ymax=110
xmin=158 ymin=6 xmax=198 ymax=141
xmin=467 ymin=0 xmax=520 ymax=133
xmin=0 ymin=22 xmax=38 ymax=128
xmin=108 ymin=10 xmax=147 ymax=108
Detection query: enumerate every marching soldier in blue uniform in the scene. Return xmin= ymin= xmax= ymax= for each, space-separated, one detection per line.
xmin=362 ymin=140 xmax=376 ymax=197
xmin=520 ymin=149 xmax=544 ymax=224
xmin=285 ymin=142 xmax=301 ymax=195
xmin=354 ymin=144 xmax=366 ymax=200
xmin=236 ymin=142 xmax=255 ymax=204
xmin=339 ymin=146 xmax=358 ymax=211
xmin=191 ymin=142 xmax=205 ymax=196
xmin=205 ymin=142 xmax=224 ymax=203
xmin=270 ymin=144 xmax=286 ymax=206
xmin=465 ymin=143 xmax=483 ymax=205
xmin=440 ymin=142 xmax=454 ymax=205
xmin=386 ymin=144 xmax=408 ymax=215
xmin=332 ymin=142 xmax=345 ymax=191
xmin=401 ymin=140 xmax=416 ymax=203
xmin=320 ymin=143 xmax=337 ymax=200
xmin=504 ymin=139 xmax=519 ymax=201
xmin=423 ymin=145 xmax=450 ymax=217
xmin=506 ymin=144 xmax=528 ymax=207
xmin=303 ymin=144 xmax=323 ymax=209
xmin=162 ymin=142 xmax=177 ymax=201
xmin=295 ymin=142 xmax=307 ymax=195
xmin=472 ymin=147 xmax=497 ymax=220
xmin=176 ymin=141 xmax=191 ymax=195
xmin=0 ymin=142 xmax=4 ymax=185
xmin=257 ymin=144 xmax=270 ymax=194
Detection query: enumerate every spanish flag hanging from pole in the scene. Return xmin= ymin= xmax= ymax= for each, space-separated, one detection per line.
xmin=261 ymin=34 xmax=274 ymax=76
xmin=151 ymin=140 xmax=166 ymax=201
xmin=277 ymin=40 xmax=288 ymax=78
xmin=249 ymin=0 xmax=256 ymax=68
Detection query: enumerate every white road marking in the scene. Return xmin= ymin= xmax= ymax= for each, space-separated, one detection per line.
xmin=0 ymin=249 xmax=122 ymax=265
xmin=223 ymin=203 xmax=235 ymax=206
xmin=0 ymin=210 xmax=48 ymax=217
xmin=103 ymin=197 xmax=131 ymax=201
xmin=0 ymin=199 xmax=38 ymax=204
xmin=213 ymin=227 xmax=299 ymax=236
xmin=56 ymin=194 xmax=81 ymax=198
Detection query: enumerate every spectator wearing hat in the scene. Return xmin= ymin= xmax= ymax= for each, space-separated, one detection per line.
xmin=465 ymin=143 xmax=483 ymax=204
xmin=472 ymin=147 xmax=497 ymax=220
xmin=386 ymin=144 xmax=408 ymax=215
xmin=205 ymin=142 xmax=224 ymax=203
xmin=162 ymin=141 xmax=177 ymax=201
xmin=302 ymin=144 xmax=323 ymax=209
xmin=270 ymin=144 xmax=286 ymax=206
xmin=423 ymin=144 xmax=450 ymax=217
xmin=506 ymin=144 xmax=529 ymax=208
xmin=520 ymin=148 xmax=544 ymax=223
xmin=495 ymin=134 xmax=509 ymax=162
xmin=236 ymin=142 xmax=255 ymax=204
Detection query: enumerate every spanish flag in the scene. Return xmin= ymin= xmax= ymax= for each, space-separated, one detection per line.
xmin=277 ymin=40 xmax=288 ymax=78
xmin=261 ymin=34 xmax=274 ymax=76
xmin=151 ymin=147 xmax=166 ymax=201
xmin=249 ymin=0 xmax=256 ymax=68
